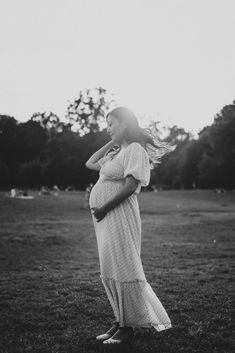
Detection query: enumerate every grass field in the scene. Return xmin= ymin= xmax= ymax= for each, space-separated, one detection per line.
xmin=0 ymin=190 xmax=234 ymax=353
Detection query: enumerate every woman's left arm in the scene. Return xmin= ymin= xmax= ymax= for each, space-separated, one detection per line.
xmin=91 ymin=175 xmax=139 ymax=222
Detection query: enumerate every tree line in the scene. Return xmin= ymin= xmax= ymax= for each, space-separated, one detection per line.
xmin=0 ymin=88 xmax=234 ymax=190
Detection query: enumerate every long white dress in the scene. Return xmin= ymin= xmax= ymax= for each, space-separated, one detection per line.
xmin=89 ymin=142 xmax=172 ymax=331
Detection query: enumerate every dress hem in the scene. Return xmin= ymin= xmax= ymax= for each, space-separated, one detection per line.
xmin=100 ymin=274 xmax=172 ymax=332
xmin=117 ymin=322 xmax=173 ymax=331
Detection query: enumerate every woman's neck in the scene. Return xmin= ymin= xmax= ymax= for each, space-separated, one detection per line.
xmin=120 ymin=140 xmax=129 ymax=150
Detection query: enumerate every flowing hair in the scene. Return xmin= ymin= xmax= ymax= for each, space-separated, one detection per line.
xmin=105 ymin=106 xmax=175 ymax=169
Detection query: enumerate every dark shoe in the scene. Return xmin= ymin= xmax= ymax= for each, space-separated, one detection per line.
xmin=96 ymin=322 xmax=120 ymax=341
xmin=103 ymin=326 xmax=134 ymax=345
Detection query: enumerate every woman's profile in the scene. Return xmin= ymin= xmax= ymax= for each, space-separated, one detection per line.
xmin=85 ymin=106 xmax=174 ymax=346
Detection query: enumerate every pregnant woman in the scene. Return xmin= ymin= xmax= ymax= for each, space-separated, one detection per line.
xmin=86 ymin=106 xmax=174 ymax=345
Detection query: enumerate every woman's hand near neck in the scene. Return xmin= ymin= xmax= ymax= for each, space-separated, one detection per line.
xmin=85 ymin=139 xmax=116 ymax=165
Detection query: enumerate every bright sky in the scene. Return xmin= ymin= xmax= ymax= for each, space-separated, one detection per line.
xmin=0 ymin=0 xmax=234 ymax=135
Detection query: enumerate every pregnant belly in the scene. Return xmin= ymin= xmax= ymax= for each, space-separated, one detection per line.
xmin=89 ymin=177 xmax=124 ymax=209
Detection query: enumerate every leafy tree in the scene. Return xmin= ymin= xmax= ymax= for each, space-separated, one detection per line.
xmin=163 ymin=125 xmax=193 ymax=145
xmin=1 ymin=91 xmax=234 ymax=190
xmin=0 ymin=115 xmax=18 ymax=168
xmin=17 ymin=160 xmax=43 ymax=187
xmin=179 ymin=140 xmax=204 ymax=189
xmin=0 ymin=161 xmax=10 ymax=187
xmin=151 ymin=126 xmax=193 ymax=189
xmin=198 ymin=100 xmax=235 ymax=188
xmin=13 ymin=120 xmax=47 ymax=167
xmin=65 ymin=87 xmax=115 ymax=135
xmin=30 ymin=112 xmax=66 ymax=136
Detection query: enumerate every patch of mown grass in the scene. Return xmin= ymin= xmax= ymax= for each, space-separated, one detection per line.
xmin=0 ymin=190 xmax=234 ymax=352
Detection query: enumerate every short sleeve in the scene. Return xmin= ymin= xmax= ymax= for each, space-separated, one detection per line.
xmin=123 ymin=142 xmax=150 ymax=192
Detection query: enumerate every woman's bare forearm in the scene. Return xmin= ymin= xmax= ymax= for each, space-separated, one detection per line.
xmin=86 ymin=140 xmax=115 ymax=164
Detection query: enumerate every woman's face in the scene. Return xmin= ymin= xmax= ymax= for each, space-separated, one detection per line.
xmin=106 ymin=114 xmax=127 ymax=143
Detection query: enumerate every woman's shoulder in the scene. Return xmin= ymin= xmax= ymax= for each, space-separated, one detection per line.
xmin=125 ymin=141 xmax=148 ymax=155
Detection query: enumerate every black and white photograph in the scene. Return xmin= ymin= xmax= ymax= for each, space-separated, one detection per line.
xmin=0 ymin=1 xmax=234 ymax=352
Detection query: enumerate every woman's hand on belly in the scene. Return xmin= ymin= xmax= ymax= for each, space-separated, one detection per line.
xmin=90 ymin=206 xmax=107 ymax=222
xmin=90 ymin=176 xmax=138 ymax=221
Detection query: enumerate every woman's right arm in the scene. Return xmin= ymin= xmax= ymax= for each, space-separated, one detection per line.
xmin=85 ymin=140 xmax=116 ymax=171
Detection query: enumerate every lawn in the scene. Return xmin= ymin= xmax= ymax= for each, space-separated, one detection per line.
xmin=0 ymin=190 xmax=234 ymax=353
